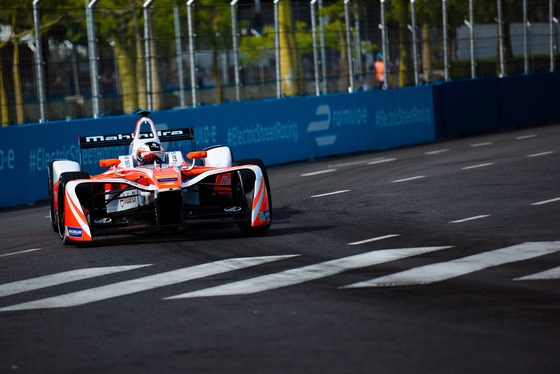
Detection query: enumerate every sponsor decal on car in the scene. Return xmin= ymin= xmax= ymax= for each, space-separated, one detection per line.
xmin=224 ymin=206 xmax=242 ymax=213
xmin=67 ymin=227 xmax=83 ymax=238
xmin=259 ymin=210 xmax=270 ymax=222
xmin=156 ymin=175 xmax=179 ymax=183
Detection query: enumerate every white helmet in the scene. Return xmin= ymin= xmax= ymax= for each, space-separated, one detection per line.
xmin=136 ymin=141 xmax=166 ymax=165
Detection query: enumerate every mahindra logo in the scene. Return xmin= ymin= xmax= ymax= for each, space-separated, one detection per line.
xmin=224 ymin=206 xmax=242 ymax=212
xmin=94 ymin=218 xmax=112 ymax=224
xmin=84 ymin=130 xmax=187 ymax=143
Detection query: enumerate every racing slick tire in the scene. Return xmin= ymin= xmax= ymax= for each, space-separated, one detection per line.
xmin=47 ymin=161 xmax=58 ymax=232
xmin=233 ymin=158 xmax=271 ymax=234
xmin=57 ymin=171 xmax=90 ymax=244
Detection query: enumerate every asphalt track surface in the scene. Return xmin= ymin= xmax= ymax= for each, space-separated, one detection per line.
xmin=1 ymin=124 xmax=559 ymax=374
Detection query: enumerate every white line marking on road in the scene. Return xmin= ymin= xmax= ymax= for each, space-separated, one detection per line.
xmin=301 ymin=169 xmax=336 ymax=177
xmin=449 ymin=215 xmax=490 ymax=224
xmin=391 ymin=176 xmax=425 ymax=183
xmin=516 ymin=134 xmax=537 ymax=140
xmin=0 ymin=248 xmax=42 ymax=258
xmin=527 ymin=151 xmax=554 ymax=158
xmin=367 ymin=158 xmax=397 ymax=165
xmin=348 ymin=234 xmax=401 ymax=246
xmin=0 ymin=265 xmax=151 ymax=298
xmin=343 ymin=241 xmax=560 ymax=288
xmin=470 ymin=142 xmax=493 ymax=148
xmin=0 ymin=255 xmax=297 ymax=311
xmin=311 ymin=190 xmax=350 ymax=198
xmin=461 ymin=163 xmax=494 ymax=170
xmin=530 ymin=197 xmax=560 ymax=206
xmin=165 ymin=247 xmax=452 ymax=299
xmin=425 ymin=149 xmax=450 ymax=155
xmin=514 ymin=266 xmax=560 ymax=281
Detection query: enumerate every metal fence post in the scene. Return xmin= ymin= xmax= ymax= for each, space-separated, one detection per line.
xmin=187 ymin=0 xmax=197 ymax=108
xmin=231 ymin=0 xmax=241 ymax=102
xmin=144 ymin=0 xmax=154 ymax=111
xmin=550 ymin=0 xmax=555 ymax=72
xmin=311 ymin=0 xmax=320 ymax=96
xmin=344 ymin=0 xmax=354 ymax=92
xmin=410 ymin=0 xmax=419 ymax=85
xmin=442 ymin=0 xmax=449 ymax=81
xmin=380 ymin=0 xmax=389 ymax=90
xmin=497 ymin=0 xmax=505 ymax=77
xmin=174 ymin=5 xmax=186 ymax=107
xmin=86 ymin=0 xmax=101 ymax=118
xmin=274 ymin=0 xmax=281 ymax=99
xmin=354 ymin=3 xmax=362 ymax=89
xmin=523 ymin=0 xmax=529 ymax=73
xmin=32 ymin=0 xmax=47 ymax=123
xmin=318 ymin=0 xmax=328 ymax=94
xmin=469 ymin=0 xmax=475 ymax=78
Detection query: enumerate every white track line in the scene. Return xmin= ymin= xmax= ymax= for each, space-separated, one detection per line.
xmin=348 ymin=234 xmax=400 ymax=246
xmin=515 ymin=134 xmax=537 ymax=140
xmin=391 ymin=176 xmax=425 ymax=183
xmin=530 ymin=197 xmax=560 ymax=206
xmin=514 ymin=266 xmax=560 ymax=281
xmin=301 ymin=169 xmax=336 ymax=177
xmin=470 ymin=142 xmax=493 ymax=148
xmin=0 ymin=265 xmax=151 ymax=298
xmin=311 ymin=190 xmax=350 ymax=198
xmin=449 ymin=215 xmax=490 ymax=224
xmin=0 ymin=248 xmax=42 ymax=258
xmin=344 ymin=241 xmax=560 ymax=288
xmin=0 ymin=256 xmax=296 ymax=311
xmin=367 ymin=158 xmax=397 ymax=165
xmin=425 ymin=149 xmax=450 ymax=155
xmin=166 ymin=247 xmax=452 ymax=299
xmin=527 ymin=151 xmax=554 ymax=158
xmin=462 ymin=163 xmax=494 ymax=170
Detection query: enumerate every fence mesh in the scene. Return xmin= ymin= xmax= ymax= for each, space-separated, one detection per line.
xmin=0 ymin=0 xmax=558 ymax=126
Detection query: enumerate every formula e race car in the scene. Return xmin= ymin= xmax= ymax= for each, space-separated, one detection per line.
xmin=48 ymin=111 xmax=271 ymax=244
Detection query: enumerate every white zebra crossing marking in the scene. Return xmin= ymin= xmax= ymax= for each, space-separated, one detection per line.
xmin=0 ymin=265 xmax=151 ymax=298
xmin=514 ymin=266 xmax=560 ymax=281
xmin=343 ymin=242 xmax=560 ymax=288
xmin=0 ymin=255 xmax=296 ymax=312
xmin=165 ymin=247 xmax=451 ymax=299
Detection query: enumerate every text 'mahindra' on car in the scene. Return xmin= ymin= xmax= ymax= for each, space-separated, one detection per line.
xmin=48 ymin=111 xmax=271 ymax=244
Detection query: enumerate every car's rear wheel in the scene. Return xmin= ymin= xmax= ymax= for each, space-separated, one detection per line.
xmin=233 ymin=158 xmax=271 ymax=234
xmin=47 ymin=161 xmax=58 ymax=232
xmin=57 ymin=171 xmax=90 ymax=244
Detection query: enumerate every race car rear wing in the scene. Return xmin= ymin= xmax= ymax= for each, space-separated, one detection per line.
xmin=79 ymin=127 xmax=195 ymax=149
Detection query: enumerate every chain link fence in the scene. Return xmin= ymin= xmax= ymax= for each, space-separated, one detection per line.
xmin=1 ymin=0 xmax=558 ymax=126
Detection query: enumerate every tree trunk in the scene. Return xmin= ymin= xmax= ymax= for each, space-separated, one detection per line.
xmin=422 ymin=23 xmax=432 ymax=82
xmin=115 ymin=42 xmax=138 ymax=114
xmin=398 ymin=3 xmax=414 ymax=87
xmin=0 ymin=58 xmax=9 ymax=126
xmin=13 ymin=40 xmax=24 ymax=124
xmin=279 ymin=0 xmax=304 ymax=96
xmin=212 ymin=43 xmax=223 ymax=103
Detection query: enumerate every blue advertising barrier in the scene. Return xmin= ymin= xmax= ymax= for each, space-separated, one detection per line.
xmin=0 ymin=86 xmax=436 ymax=208
xmin=433 ymin=71 xmax=560 ymax=139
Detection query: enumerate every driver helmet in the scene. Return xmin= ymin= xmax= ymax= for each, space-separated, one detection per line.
xmin=136 ymin=141 xmax=166 ymax=165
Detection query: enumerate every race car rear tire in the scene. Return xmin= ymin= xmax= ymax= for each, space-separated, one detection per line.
xmin=57 ymin=171 xmax=90 ymax=244
xmin=47 ymin=161 xmax=58 ymax=232
xmin=233 ymin=158 xmax=271 ymax=234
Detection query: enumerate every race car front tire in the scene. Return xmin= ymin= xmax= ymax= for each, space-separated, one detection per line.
xmin=57 ymin=171 xmax=90 ymax=244
xmin=233 ymin=158 xmax=271 ymax=234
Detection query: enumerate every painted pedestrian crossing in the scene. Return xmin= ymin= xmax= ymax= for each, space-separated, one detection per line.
xmin=1 ymin=242 xmax=559 ymax=312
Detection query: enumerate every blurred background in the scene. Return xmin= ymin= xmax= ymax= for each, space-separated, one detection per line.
xmin=1 ymin=0 xmax=558 ymax=125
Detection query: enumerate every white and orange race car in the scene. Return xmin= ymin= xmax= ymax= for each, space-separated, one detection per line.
xmin=48 ymin=111 xmax=271 ymax=244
